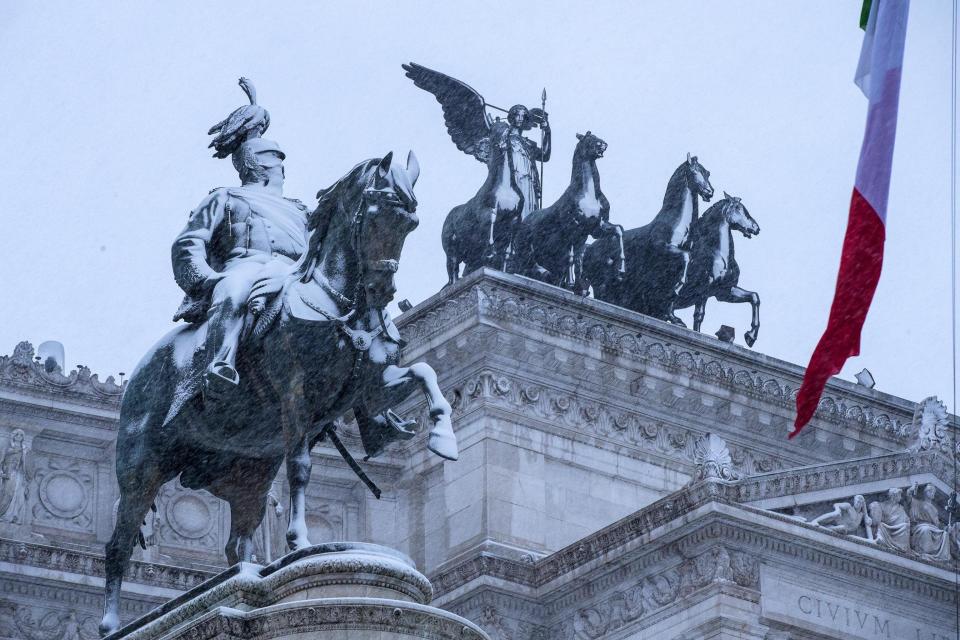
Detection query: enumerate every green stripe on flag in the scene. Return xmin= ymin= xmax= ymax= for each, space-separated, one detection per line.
xmin=860 ymin=0 xmax=873 ymax=30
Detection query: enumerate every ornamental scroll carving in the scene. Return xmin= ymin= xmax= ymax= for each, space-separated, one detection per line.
xmin=424 ymin=372 xmax=784 ymax=475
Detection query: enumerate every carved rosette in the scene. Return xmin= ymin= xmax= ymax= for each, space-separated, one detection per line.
xmin=31 ymin=455 xmax=94 ymax=533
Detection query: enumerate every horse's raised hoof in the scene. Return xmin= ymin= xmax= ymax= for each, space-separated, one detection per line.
xmin=744 ymin=330 xmax=758 ymax=348
xmin=428 ymin=417 xmax=459 ymax=461
xmin=99 ymin=612 xmax=119 ymax=638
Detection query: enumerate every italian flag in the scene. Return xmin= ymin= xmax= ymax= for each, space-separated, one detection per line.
xmin=792 ymin=0 xmax=910 ymax=437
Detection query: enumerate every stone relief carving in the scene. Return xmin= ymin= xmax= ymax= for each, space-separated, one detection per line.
xmin=398 ymin=281 xmax=914 ymax=442
xmin=0 ymin=429 xmax=33 ymax=525
xmin=807 ymin=494 xmax=873 ymax=541
xmin=788 ymin=480 xmax=960 ymax=563
xmin=0 ymin=538 xmax=211 ymax=593
xmin=689 ymin=433 xmax=742 ymax=484
xmin=867 ymin=487 xmax=911 ymax=552
xmin=30 ymin=455 xmax=94 ymax=534
xmin=907 ymin=396 xmax=957 ymax=455
xmin=561 ymin=546 xmax=758 ymax=639
xmin=907 ymin=482 xmax=952 ymax=562
xmin=0 ymin=602 xmax=100 ymax=640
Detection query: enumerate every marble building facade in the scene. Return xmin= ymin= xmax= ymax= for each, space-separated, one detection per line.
xmin=0 ymin=268 xmax=957 ymax=639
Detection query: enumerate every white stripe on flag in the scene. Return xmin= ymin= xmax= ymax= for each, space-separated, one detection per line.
xmin=853 ymin=0 xmax=909 ymax=222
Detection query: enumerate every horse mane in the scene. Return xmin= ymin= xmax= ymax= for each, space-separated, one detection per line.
xmin=660 ymin=162 xmax=690 ymax=210
xmin=295 ymin=159 xmax=379 ymax=280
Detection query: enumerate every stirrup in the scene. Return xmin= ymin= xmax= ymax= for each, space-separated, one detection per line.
xmin=383 ymin=409 xmax=417 ymax=439
xmin=203 ymin=362 xmax=239 ymax=400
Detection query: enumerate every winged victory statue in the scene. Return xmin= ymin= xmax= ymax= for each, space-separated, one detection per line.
xmin=402 ymin=62 xmax=551 ymax=284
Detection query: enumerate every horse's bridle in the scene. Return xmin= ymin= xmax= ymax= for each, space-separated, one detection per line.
xmin=304 ymin=180 xmax=403 ymax=345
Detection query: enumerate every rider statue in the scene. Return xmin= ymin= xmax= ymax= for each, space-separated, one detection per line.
xmin=171 ymin=78 xmax=309 ymax=397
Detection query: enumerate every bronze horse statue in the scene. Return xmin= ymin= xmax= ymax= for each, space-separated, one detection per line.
xmin=441 ymin=129 xmax=521 ymax=283
xmin=510 ymin=132 xmax=624 ymax=294
xmin=675 ymin=193 xmax=761 ymax=346
xmin=99 ymin=152 xmax=458 ymax=636
xmin=584 ymin=154 xmax=714 ymax=324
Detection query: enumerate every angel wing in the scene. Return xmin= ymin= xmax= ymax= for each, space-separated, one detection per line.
xmin=403 ymin=62 xmax=491 ymax=163
xmin=207 ymin=77 xmax=271 ymax=159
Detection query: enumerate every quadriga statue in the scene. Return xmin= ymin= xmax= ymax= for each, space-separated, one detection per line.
xmin=510 ymin=131 xmax=624 ymax=295
xmin=99 ymin=79 xmax=458 ymax=636
xmin=584 ymin=154 xmax=714 ymax=325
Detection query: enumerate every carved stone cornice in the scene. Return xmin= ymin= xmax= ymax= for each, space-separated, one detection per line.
xmin=396 ymin=270 xmax=929 ymax=448
xmin=429 ymin=480 xmax=956 ymax=606
xmin=0 ymin=537 xmax=213 ymax=592
xmin=396 ymin=370 xmax=787 ymax=476
xmin=0 ymin=341 xmax=124 ymax=411
xmin=0 ymin=398 xmax=118 ymax=431
xmin=170 ymin=601 xmax=488 ymax=640
xmin=734 ymin=450 xmax=953 ymax=504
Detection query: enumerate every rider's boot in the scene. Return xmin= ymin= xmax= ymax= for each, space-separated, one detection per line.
xmin=203 ymin=308 xmax=244 ymax=401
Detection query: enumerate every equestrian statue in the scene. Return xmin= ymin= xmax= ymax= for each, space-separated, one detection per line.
xmin=402 ymin=62 xmax=551 ymax=284
xmin=510 ymin=131 xmax=624 ymax=295
xmin=584 ymin=153 xmax=714 ymax=324
xmin=675 ymin=193 xmax=761 ymax=346
xmin=100 ymin=79 xmax=458 ymax=636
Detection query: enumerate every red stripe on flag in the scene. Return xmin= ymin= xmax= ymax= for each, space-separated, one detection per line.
xmin=792 ymin=188 xmax=885 ymax=437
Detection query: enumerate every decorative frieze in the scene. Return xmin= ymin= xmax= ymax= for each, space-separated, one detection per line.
xmin=0 ymin=537 xmax=213 ymax=592
xmin=437 ymin=371 xmax=784 ymax=476
xmin=397 ymin=273 xmax=920 ymax=446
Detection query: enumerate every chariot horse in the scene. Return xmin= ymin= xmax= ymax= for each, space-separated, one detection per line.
xmin=584 ymin=154 xmax=714 ymax=324
xmin=511 ymin=131 xmax=624 ymax=294
xmin=675 ymin=193 xmax=761 ymax=346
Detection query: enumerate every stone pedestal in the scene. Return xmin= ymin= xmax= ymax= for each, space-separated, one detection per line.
xmin=106 ymin=543 xmax=490 ymax=640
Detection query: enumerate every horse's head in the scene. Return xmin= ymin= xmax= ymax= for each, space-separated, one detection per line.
xmin=575 ymin=131 xmax=607 ymax=159
xmin=355 ymin=151 xmax=421 ymax=309
xmin=721 ymin=192 xmax=759 ymax=238
xmin=684 ymin=153 xmax=714 ymax=202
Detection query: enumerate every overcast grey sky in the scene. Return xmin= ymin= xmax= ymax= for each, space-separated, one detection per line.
xmin=0 ymin=1 xmax=955 ymax=408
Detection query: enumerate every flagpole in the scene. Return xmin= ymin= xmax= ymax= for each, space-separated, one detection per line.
xmin=950 ymin=1 xmax=958 ymax=637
